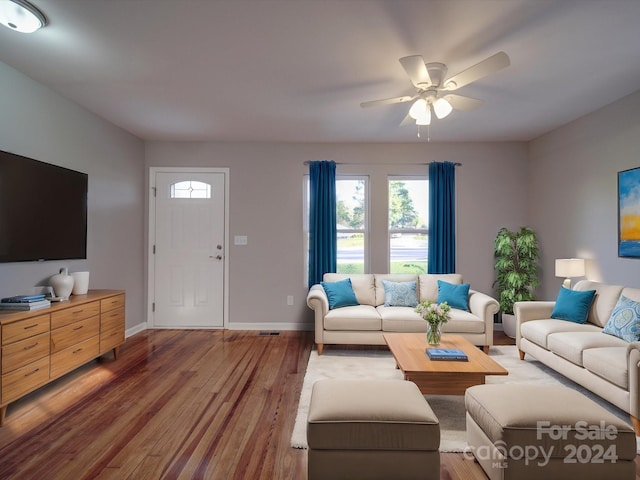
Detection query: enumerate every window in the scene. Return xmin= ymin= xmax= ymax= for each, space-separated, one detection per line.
xmin=388 ymin=177 xmax=428 ymax=274
xmin=303 ymin=175 xmax=369 ymax=280
xmin=336 ymin=177 xmax=368 ymax=274
xmin=170 ymin=180 xmax=211 ymax=199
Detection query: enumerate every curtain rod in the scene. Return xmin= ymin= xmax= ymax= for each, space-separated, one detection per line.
xmin=303 ymin=161 xmax=461 ymax=166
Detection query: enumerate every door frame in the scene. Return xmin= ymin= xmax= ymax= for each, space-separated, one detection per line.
xmin=147 ymin=167 xmax=230 ymax=329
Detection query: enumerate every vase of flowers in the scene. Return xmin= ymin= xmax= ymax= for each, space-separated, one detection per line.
xmin=415 ymin=300 xmax=451 ymax=345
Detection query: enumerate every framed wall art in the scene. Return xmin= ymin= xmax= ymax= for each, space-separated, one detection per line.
xmin=618 ymin=166 xmax=640 ymax=257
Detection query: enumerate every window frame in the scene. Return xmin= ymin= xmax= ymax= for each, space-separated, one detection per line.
xmin=303 ymin=174 xmax=370 ymax=283
xmin=336 ymin=175 xmax=370 ymax=274
xmin=387 ymin=175 xmax=428 ymax=274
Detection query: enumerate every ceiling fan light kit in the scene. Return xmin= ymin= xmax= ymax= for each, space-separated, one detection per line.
xmin=361 ymin=51 xmax=510 ymax=136
xmin=0 ymin=0 xmax=47 ymax=33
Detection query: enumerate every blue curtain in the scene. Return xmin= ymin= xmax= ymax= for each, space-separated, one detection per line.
xmin=308 ymin=160 xmax=337 ymax=288
xmin=428 ymin=161 xmax=456 ymax=274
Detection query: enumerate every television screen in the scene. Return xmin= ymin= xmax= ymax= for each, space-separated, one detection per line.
xmin=0 ymin=150 xmax=88 ymax=263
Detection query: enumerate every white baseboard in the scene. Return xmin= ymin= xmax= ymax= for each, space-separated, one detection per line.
xmin=126 ymin=322 xmax=147 ymax=338
xmin=124 ymin=321 xmax=313 ymax=336
xmin=227 ymin=322 xmax=313 ymax=331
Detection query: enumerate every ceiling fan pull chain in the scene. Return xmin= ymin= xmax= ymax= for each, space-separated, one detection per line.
xmin=417 ymin=125 xmax=421 ymax=138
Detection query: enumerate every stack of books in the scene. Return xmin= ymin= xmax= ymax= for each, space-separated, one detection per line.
xmin=0 ymin=294 xmax=51 ymax=311
xmin=426 ymin=348 xmax=469 ymax=361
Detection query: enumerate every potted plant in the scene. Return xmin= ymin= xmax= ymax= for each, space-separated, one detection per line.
xmin=493 ymin=226 xmax=540 ymax=338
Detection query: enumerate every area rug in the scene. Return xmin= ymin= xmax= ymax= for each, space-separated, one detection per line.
xmin=291 ymin=345 xmax=636 ymax=452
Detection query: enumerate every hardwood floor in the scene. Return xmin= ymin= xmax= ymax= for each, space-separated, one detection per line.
xmin=0 ymin=328 xmax=637 ymax=479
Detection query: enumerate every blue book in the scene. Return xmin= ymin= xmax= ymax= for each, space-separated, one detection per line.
xmin=1 ymin=294 xmax=47 ymax=303
xmin=426 ymin=348 xmax=469 ymax=361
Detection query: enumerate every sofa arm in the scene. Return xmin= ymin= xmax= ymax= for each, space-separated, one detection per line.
xmin=627 ymin=342 xmax=640 ymax=421
xmin=514 ymin=301 xmax=555 ymax=349
xmin=468 ymin=290 xmax=500 ymax=347
xmin=307 ymin=285 xmax=329 ymax=348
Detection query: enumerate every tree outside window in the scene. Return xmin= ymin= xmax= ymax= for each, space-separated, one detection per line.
xmin=388 ymin=178 xmax=428 ymax=274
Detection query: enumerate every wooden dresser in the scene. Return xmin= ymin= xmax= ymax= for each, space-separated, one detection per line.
xmin=0 ymin=289 xmax=125 ymax=425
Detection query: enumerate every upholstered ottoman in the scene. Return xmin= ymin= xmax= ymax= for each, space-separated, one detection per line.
xmin=307 ymin=379 xmax=440 ymax=480
xmin=465 ymin=384 xmax=636 ymax=480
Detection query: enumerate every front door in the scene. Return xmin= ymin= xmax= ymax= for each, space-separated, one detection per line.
xmin=151 ymin=169 xmax=227 ymax=328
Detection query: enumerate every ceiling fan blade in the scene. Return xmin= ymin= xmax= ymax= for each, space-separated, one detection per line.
xmin=442 ymin=51 xmax=510 ymax=90
xmin=444 ymin=94 xmax=484 ymax=111
xmin=360 ymin=95 xmax=415 ymax=108
xmin=399 ymin=55 xmax=432 ymax=89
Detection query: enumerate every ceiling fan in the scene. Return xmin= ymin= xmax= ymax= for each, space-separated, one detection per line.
xmin=360 ymin=52 xmax=510 ymax=126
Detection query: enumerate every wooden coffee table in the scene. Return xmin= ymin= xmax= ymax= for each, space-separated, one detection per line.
xmin=383 ymin=333 xmax=508 ymax=395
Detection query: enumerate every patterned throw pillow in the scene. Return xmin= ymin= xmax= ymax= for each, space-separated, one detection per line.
xmin=382 ymin=280 xmax=418 ymax=307
xmin=603 ymin=295 xmax=640 ymax=342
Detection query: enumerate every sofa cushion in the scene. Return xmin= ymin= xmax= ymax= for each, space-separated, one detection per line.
xmin=323 ymin=273 xmax=376 ymax=306
xmin=436 ymin=280 xmax=470 ymax=311
xmin=582 ymin=347 xmax=628 ymax=389
xmin=324 ymin=305 xmax=381 ymax=331
xmin=520 ymin=319 xmax=601 ymax=349
xmin=378 ymin=306 xmax=425 ymax=332
xmin=441 ymin=310 xmax=485 ymax=334
xmin=603 ymin=295 xmax=640 ymax=342
xmin=547 ymin=332 xmax=628 ymax=366
xmin=321 ymin=278 xmax=359 ymax=310
xmin=374 ymin=274 xmax=418 ymax=306
xmin=573 ymin=280 xmax=624 ymax=328
xmin=381 ymin=280 xmax=418 ymax=307
xmin=418 ymin=274 xmax=462 ymax=303
xmin=550 ymin=287 xmax=596 ymax=324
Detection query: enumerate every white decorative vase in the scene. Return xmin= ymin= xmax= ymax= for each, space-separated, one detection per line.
xmin=50 ymin=267 xmax=74 ymax=300
xmin=71 ymin=271 xmax=90 ymax=295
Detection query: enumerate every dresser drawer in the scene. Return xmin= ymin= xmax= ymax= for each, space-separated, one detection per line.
xmin=50 ymin=316 xmax=100 ymax=354
xmin=100 ymin=326 xmax=124 ymax=353
xmin=2 ymin=356 xmax=50 ymax=404
xmin=50 ymin=336 xmax=99 ymax=379
xmin=2 ymin=314 xmax=50 ymax=346
xmin=51 ymin=301 xmax=100 ymax=329
xmin=101 ymin=306 xmax=124 ymax=332
xmin=2 ymin=332 xmax=50 ymax=374
xmin=101 ymin=294 xmax=125 ymax=313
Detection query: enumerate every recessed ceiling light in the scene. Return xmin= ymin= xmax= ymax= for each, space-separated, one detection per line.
xmin=0 ymin=0 xmax=47 ymax=34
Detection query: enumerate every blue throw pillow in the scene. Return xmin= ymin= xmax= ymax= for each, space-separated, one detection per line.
xmin=603 ymin=295 xmax=640 ymax=342
xmin=550 ymin=287 xmax=596 ymax=324
xmin=382 ymin=280 xmax=418 ymax=307
xmin=320 ymin=278 xmax=359 ymax=310
xmin=437 ymin=280 xmax=470 ymax=311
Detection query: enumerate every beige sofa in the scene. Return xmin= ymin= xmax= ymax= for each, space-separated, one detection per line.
xmin=306 ymin=273 xmax=499 ymax=355
xmin=515 ymin=280 xmax=640 ymax=434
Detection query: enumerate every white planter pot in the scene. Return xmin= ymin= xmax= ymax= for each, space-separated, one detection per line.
xmin=71 ymin=271 xmax=90 ymax=295
xmin=502 ymin=312 xmax=517 ymax=339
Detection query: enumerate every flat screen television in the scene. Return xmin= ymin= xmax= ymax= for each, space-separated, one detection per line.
xmin=0 ymin=149 xmax=88 ymax=263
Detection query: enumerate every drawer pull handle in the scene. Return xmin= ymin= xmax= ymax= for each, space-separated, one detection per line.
xmin=24 ymin=324 xmax=39 ymax=330
xmin=24 ymin=368 xmax=40 ymax=377
xmin=73 ymin=326 xmax=84 ymax=331
xmin=23 ymin=343 xmax=38 ymax=350
xmin=75 ymin=309 xmax=84 ymax=314
xmin=73 ymin=348 xmax=83 ymax=354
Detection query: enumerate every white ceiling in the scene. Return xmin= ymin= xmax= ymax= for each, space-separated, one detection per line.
xmin=1 ymin=0 xmax=640 ymax=143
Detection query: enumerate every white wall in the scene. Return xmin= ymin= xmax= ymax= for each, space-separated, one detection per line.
xmin=146 ymin=141 xmax=528 ymax=327
xmin=0 ymin=62 xmax=145 ymax=330
xmin=529 ymin=89 xmax=640 ymax=299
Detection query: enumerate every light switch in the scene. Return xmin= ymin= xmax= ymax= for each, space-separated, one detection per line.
xmin=234 ymin=235 xmax=248 ymax=245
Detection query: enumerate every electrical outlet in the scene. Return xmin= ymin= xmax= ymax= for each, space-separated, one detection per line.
xmin=287 ymin=295 xmax=294 ymax=306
